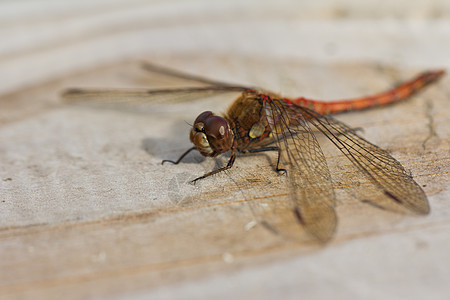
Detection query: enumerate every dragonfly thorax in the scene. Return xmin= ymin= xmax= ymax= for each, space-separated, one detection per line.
xmin=189 ymin=111 xmax=234 ymax=157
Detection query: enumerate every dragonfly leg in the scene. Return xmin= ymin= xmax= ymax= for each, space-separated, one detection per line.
xmin=162 ymin=147 xmax=196 ymax=165
xmin=275 ymin=148 xmax=287 ymax=176
xmin=247 ymin=147 xmax=287 ymax=175
xmin=191 ymin=153 xmax=236 ymax=183
xmin=247 ymin=146 xmax=279 ymax=153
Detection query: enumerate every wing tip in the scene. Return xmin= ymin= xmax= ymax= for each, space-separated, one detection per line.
xmin=294 ymin=207 xmax=337 ymax=244
xmin=383 ymin=190 xmax=430 ymax=215
xmin=60 ymin=88 xmax=85 ymax=102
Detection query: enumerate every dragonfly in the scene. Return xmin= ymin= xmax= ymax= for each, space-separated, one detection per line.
xmin=63 ymin=62 xmax=445 ymax=242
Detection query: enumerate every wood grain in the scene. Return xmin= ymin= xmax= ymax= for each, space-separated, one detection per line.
xmin=1 ymin=1 xmax=449 ymax=299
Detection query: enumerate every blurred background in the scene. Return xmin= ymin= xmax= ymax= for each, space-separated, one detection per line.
xmin=1 ymin=0 xmax=449 ymax=95
xmin=1 ymin=1 xmax=449 ymax=300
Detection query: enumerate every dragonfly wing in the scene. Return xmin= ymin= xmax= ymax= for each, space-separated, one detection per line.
xmin=300 ymin=106 xmax=430 ymax=215
xmin=61 ymin=86 xmax=247 ymax=105
xmin=264 ymin=98 xmax=337 ymax=243
xmin=141 ymin=61 xmax=246 ymax=87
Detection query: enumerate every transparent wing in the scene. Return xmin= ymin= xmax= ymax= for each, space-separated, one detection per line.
xmin=263 ymin=98 xmax=337 ymax=243
xmin=300 ymin=106 xmax=430 ymax=214
xmin=140 ymin=61 xmax=245 ymax=87
xmin=61 ymin=86 xmax=247 ymax=105
xmin=62 ymin=62 xmax=250 ymax=105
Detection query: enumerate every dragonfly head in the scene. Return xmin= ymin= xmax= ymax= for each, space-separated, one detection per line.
xmin=190 ymin=111 xmax=234 ymax=157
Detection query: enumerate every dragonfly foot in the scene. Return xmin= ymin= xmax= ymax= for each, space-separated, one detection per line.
xmin=276 ymin=168 xmax=287 ymax=176
xmin=190 ymin=175 xmax=205 ymax=185
xmin=161 ymin=159 xmax=177 ymax=165
xmin=161 ymin=147 xmax=197 ymax=165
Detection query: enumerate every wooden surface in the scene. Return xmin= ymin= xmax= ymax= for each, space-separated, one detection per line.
xmin=1 ymin=1 xmax=450 ymax=299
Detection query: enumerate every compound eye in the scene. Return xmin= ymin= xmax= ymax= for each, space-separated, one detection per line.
xmin=194 ymin=111 xmax=214 ymax=127
xmin=204 ymin=116 xmax=229 ymax=139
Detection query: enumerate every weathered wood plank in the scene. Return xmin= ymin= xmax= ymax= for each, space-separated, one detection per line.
xmin=0 ymin=1 xmax=449 ymax=299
